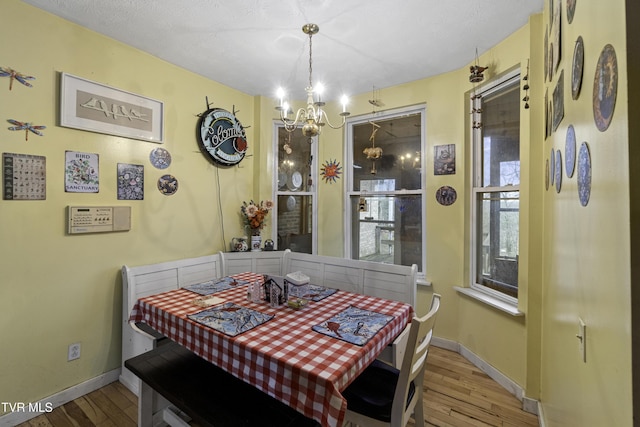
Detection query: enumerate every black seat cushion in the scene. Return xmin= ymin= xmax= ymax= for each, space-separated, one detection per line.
xmin=343 ymin=359 xmax=415 ymax=423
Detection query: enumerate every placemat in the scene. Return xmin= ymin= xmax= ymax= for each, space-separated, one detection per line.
xmin=303 ymin=284 xmax=337 ymax=302
xmin=312 ymin=305 xmax=394 ymax=346
xmin=188 ymin=302 xmax=273 ymax=336
xmin=183 ymin=276 xmax=247 ymax=295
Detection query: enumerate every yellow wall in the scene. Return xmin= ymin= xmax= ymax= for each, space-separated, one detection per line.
xmin=1 ymin=0 xmax=635 ymax=426
xmin=0 ymin=0 xmax=257 ymax=409
xmin=540 ymin=0 xmax=632 ymax=425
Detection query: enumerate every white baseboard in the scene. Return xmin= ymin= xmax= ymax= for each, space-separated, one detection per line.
xmin=0 ymin=368 xmax=120 ymax=427
xmin=431 ymin=337 xmax=539 ymax=416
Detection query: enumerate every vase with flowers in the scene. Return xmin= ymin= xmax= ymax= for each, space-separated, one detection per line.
xmin=241 ymin=200 xmax=273 ymax=251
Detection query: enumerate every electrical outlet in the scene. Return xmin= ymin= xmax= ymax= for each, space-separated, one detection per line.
xmin=577 ymin=318 xmax=586 ymax=363
xmin=68 ymin=343 xmax=81 ymax=361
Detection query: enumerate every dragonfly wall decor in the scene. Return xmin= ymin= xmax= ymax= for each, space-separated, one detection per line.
xmin=7 ymin=119 xmax=46 ymax=141
xmin=0 ymin=67 xmax=35 ymax=90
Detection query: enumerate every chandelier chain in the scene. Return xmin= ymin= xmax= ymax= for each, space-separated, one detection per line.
xmin=308 ymin=31 xmax=313 ymax=89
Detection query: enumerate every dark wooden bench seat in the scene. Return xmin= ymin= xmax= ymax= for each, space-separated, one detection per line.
xmin=124 ymin=340 xmax=319 ymax=427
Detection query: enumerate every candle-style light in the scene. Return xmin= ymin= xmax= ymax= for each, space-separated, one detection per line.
xmin=276 ymin=24 xmax=350 ymax=142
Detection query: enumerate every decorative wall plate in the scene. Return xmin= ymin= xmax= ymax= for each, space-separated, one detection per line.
xmin=550 ymin=148 xmax=555 ymax=186
xmin=287 ymin=171 xmax=302 ymax=191
xmin=565 ymin=125 xmax=576 ymax=178
xmin=150 ymin=147 xmax=171 ymax=169
xmin=286 ymin=195 xmax=296 ymax=211
xmin=555 ymin=149 xmax=562 ymax=193
xmin=157 ymin=174 xmax=178 ymax=195
xmin=545 ymin=159 xmax=550 ymax=191
xmin=278 ymin=171 xmax=287 ymax=190
xmin=435 ymin=186 xmax=457 ymax=206
xmin=577 ymin=142 xmax=591 ymax=206
xmin=567 ymin=0 xmax=577 ymax=24
xmin=593 ymin=44 xmax=618 ymax=132
xmin=571 ymin=37 xmax=584 ymax=100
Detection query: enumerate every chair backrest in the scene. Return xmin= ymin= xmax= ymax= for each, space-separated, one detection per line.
xmin=392 ymin=293 xmax=441 ymax=425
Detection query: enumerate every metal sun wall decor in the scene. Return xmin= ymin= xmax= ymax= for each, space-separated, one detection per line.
xmin=7 ymin=119 xmax=45 ymax=141
xmin=0 ymin=67 xmax=35 ymax=90
xmin=320 ymin=159 xmax=342 ymax=184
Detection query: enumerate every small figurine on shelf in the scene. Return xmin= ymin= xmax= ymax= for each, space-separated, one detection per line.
xmin=264 ymin=239 xmax=275 ymax=251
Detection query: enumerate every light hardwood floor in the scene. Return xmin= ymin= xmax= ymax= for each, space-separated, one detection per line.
xmin=15 ymin=346 xmax=539 ymax=427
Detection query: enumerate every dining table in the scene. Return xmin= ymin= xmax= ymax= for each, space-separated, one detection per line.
xmin=128 ymin=272 xmax=414 ymax=427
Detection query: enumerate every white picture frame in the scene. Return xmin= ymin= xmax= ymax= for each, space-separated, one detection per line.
xmin=60 ymin=72 xmax=164 ymax=143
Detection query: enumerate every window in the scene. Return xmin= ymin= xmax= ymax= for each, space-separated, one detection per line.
xmin=345 ymin=107 xmax=425 ymax=273
xmin=273 ymin=126 xmax=316 ymax=253
xmin=471 ymin=71 xmax=520 ymax=300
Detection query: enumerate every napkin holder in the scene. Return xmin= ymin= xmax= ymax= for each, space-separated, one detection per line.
xmin=285 ymin=271 xmax=310 ymax=300
xmin=263 ymin=275 xmax=288 ymax=305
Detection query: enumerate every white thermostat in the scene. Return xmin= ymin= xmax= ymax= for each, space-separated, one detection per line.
xmin=67 ymin=206 xmax=131 ymax=234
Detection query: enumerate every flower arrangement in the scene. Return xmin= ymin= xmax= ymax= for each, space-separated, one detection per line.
xmin=241 ymin=200 xmax=273 ymax=233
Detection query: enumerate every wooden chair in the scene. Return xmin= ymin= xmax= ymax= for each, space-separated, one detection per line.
xmin=342 ymin=293 xmax=441 ymax=427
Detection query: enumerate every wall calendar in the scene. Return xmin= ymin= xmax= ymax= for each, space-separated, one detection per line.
xmin=3 ymin=153 xmax=46 ymax=200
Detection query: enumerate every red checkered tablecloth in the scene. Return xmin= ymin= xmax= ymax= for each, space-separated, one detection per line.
xmin=129 ymin=272 xmax=413 ymax=427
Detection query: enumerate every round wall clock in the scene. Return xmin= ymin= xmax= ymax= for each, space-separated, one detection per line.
xmin=197 ymin=108 xmax=248 ymax=166
xmin=571 ymin=36 xmax=584 ymax=100
xmin=593 ymin=44 xmax=618 ymax=132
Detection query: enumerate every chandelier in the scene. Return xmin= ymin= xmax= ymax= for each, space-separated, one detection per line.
xmin=276 ymin=24 xmax=350 ymax=141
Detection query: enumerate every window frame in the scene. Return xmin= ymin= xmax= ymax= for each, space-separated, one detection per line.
xmin=272 ymin=122 xmax=318 ymax=254
xmin=344 ymin=105 xmax=427 ymax=276
xmin=470 ymin=69 xmax=521 ymax=304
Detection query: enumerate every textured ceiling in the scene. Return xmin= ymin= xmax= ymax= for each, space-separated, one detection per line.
xmin=21 ymin=0 xmax=542 ymax=101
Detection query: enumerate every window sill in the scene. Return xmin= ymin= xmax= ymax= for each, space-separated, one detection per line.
xmin=454 ymin=286 xmax=524 ymax=317
xmin=416 ymin=278 xmax=431 ymax=287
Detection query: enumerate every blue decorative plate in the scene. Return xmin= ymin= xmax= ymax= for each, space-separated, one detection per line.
xmin=150 ymin=147 xmax=172 ymax=169
xmin=577 ymin=142 xmax=591 ymax=206
xmin=565 ymin=125 xmax=576 ymax=178
xmin=550 ymin=148 xmax=555 ymax=186
xmin=555 ymin=149 xmax=562 ymax=193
